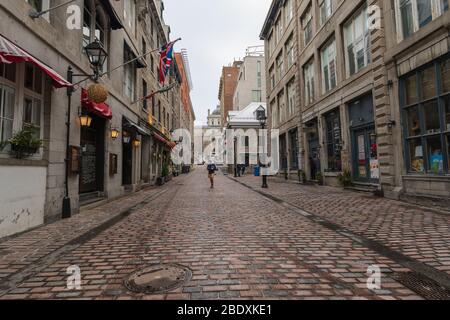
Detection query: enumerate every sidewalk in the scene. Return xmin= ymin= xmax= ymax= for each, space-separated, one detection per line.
xmin=0 ymin=183 xmax=172 ymax=283
xmin=235 ymin=174 xmax=450 ymax=275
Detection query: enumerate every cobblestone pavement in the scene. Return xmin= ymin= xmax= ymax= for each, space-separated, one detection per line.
xmin=0 ymin=168 xmax=446 ymax=300
xmin=236 ymin=175 xmax=450 ymax=275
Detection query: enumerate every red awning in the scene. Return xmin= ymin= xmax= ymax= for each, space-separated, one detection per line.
xmin=153 ymin=132 xmax=175 ymax=148
xmin=81 ymin=88 xmax=112 ymax=119
xmin=0 ymin=34 xmax=72 ymax=88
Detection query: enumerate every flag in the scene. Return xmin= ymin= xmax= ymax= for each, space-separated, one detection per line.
xmin=132 ymin=83 xmax=177 ymax=105
xmin=158 ymin=38 xmax=181 ymax=85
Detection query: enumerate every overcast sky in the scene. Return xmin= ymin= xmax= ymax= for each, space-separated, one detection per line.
xmin=163 ymin=0 xmax=272 ymax=126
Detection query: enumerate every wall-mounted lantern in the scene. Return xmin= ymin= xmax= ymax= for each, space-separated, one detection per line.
xmin=79 ymin=110 xmax=93 ymax=127
xmin=110 ymin=127 xmax=120 ymax=140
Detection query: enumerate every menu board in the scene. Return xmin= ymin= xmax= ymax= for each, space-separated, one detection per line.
xmin=81 ymin=144 xmax=96 ymax=187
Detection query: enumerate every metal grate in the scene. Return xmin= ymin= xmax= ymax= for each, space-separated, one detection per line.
xmin=124 ymin=264 xmax=192 ymax=294
xmin=391 ymin=272 xmax=450 ymax=300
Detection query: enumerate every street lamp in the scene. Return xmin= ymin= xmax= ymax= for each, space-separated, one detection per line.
xmin=62 ymin=41 xmax=109 ymax=220
xmin=256 ymin=106 xmax=268 ymax=189
xmin=84 ymin=40 xmax=108 ymax=80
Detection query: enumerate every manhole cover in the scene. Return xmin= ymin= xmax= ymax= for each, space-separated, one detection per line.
xmin=124 ymin=264 xmax=192 ymax=294
xmin=391 ymin=272 xmax=450 ymax=300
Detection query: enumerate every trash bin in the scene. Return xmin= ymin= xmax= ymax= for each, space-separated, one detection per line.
xmin=254 ymin=166 xmax=260 ymax=177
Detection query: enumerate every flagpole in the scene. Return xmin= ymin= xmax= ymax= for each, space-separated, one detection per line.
xmin=70 ymin=38 xmax=182 ymax=88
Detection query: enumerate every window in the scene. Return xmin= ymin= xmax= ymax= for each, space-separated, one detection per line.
xmin=1 ymin=62 xmax=44 ymax=152
xmin=276 ymin=52 xmax=284 ymax=83
xmin=325 ymin=110 xmax=342 ymax=172
xmin=286 ymin=35 xmax=294 ymax=69
xmin=277 ymin=91 xmax=285 ymax=124
xmin=26 ymin=0 xmax=42 ymax=12
xmin=257 ymin=61 xmax=262 ymax=88
xmin=123 ymin=44 xmax=136 ymax=100
xmin=276 ymin=16 xmax=283 ymax=44
xmin=0 ymin=85 xmax=15 ymax=145
xmin=396 ymin=0 xmax=449 ymax=40
xmin=142 ymin=79 xmax=148 ymax=110
xmin=319 ymin=0 xmax=333 ymax=25
xmin=142 ymin=38 xmax=147 ymax=62
xmin=402 ymin=56 xmax=450 ymax=174
xmin=285 ymin=0 xmax=294 ymax=24
xmin=23 ymin=63 xmax=43 ymax=139
xmin=23 ymin=97 xmax=41 ymax=137
xmin=84 ymin=0 xmax=109 ymax=73
xmin=304 ymin=60 xmax=315 ymax=105
xmin=321 ymin=39 xmax=337 ymax=93
xmin=124 ymin=0 xmax=137 ymax=35
xmin=344 ymin=4 xmax=371 ymax=77
xmin=287 ymin=79 xmax=296 ymax=116
xmin=302 ymin=5 xmax=313 ymax=46
xmin=252 ymin=90 xmax=262 ymax=103
xmin=289 ymin=129 xmax=299 ymax=169
xmin=269 ymin=65 xmax=275 ymax=90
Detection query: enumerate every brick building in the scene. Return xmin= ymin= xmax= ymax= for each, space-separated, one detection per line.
xmin=218 ymin=60 xmax=242 ymax=126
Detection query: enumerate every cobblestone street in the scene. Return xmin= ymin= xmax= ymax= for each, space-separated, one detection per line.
xmin=1 ymin=168 xmax=450 ymax=300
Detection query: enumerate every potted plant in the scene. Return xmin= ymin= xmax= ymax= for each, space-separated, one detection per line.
xmin=161 ymin=164 xmax=170 ymax=182
xmin=337 ymin=169 xmax=352 ymax=188
xmin=315 ymin=172 xmax=324 ymax=186
xmin=298 ymin=169 xmax=307 ymax=184
xmin=1 ymin=124 xmax=43 ymax=159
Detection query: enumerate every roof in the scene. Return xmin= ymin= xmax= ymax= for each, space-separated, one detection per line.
xmin=211 ymin=107 xmax=221 ymax=116
xmin=260 ymin=0 xmax=283 ymax=40
xmin=227 ymin=103 xmax=267 ymax=128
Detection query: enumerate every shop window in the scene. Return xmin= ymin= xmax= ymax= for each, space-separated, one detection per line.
xmin=325 ymin=110 xmax=342 ymax=172
xmin=447 ymin=135 xmax=450 ymax=169
xmin=421 ymin=66 xmax=436 ymax=100
xmin=401 ymin=56 xmax=450 ymax=174
xmin=427 ymin=136 xmax=444 ymax=174
xmin=289 ymin=129 xmax=299 ymax=170
xmin=445 ymin=96 xmax=450 ymax=131
xmin=408 ymin=138 xmax=424 ymax=173
xmin=405 ymin=73 xmax=418 ymax=105
xmin=423 ymin=100 xmax=440 ymax=134
xmin=406 ymin=106 xmax=421 ymax=137
xmin=441 ymin=59 xmax=450 ymax=94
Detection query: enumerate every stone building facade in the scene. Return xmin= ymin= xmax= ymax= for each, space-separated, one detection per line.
xmin=260 ymin=0 xmax=302 ymax=179
xmin=233 ymin=49 xmax=267 ymax=111
xmin=261 ymin=0 xmax=449 ymax=207
xmin=0 ymin=0 xmax=193 ymax=238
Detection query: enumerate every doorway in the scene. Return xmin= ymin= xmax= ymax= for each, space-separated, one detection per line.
xmin=79 ymin=115 xmax=105 ymax=195
xmin=352 ymin=126 xmax=378 ymax=182
xmin=122 ymin=130 xmax=133 ymax=186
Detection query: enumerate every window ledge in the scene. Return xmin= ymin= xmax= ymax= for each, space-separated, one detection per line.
xmin=403 ymin=174 xmax=450 ymax=182
xmin=0 ymin=158 xmax=48 ymax=167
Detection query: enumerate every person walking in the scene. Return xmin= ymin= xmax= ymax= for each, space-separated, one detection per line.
xmin=207 ymin=162 xmax=218 ymax=189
